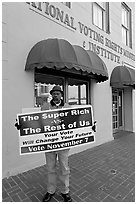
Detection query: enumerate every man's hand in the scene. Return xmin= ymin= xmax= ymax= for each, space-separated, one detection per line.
xmin=14 ymin=119 xmax=21 ymax=130
xmin=92 ymin=121 xmax=97 ymax=132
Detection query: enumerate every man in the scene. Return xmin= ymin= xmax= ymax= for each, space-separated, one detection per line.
xmin=14 ymin=85 xmax=96 ymax=201
xmin=41 ymin=85 xmax=72 ymax=202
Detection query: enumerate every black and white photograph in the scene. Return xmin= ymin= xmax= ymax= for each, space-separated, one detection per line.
xmin=2 ymin=2 xmax=135 ymax=202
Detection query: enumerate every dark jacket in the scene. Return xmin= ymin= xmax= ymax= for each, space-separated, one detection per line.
xmin=41 ymin=99 xmax=70 ymax=111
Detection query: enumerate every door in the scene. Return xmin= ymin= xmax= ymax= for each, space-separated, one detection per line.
xmin=112 ymin=89 xmax=123 ymax=133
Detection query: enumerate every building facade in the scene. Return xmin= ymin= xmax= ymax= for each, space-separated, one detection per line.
xmin=2 ymin=2 xmax=135 ymax=178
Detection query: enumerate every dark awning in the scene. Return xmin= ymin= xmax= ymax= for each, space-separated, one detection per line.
xmin=110 ymin=66 xmax=135 ymax=88
xmin=25 ymin=38 xmax=108 ymax=82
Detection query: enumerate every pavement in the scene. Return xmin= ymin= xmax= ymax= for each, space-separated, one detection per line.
xmin=2 ymin=131 xmax=135 ymax=202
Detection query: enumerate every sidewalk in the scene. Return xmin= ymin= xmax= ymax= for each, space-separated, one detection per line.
xmin=2 ymin=132 xmax=135 ymax=202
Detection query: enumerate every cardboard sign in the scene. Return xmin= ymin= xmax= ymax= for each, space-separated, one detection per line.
xmin=17 ymin=105 xmax=95 ymax=155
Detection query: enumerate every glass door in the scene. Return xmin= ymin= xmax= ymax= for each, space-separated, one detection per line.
xmin=112 ymin=92 xmax=118 ymax=132
xmin=112 ymin=89 xmax=123 ymax=133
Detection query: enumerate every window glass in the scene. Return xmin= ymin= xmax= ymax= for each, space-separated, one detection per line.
xmin=122 ymin=27 xmax=127 ymax=45
xmin=81 ymin=85 xmax=87 ymax=105
xmin=122 ymin=7 xmax=128 ymax=27
xmin=68 ymin=85 xmax=78 ymax=105
xmin=68 ymin=78 xmax=88 ymax=105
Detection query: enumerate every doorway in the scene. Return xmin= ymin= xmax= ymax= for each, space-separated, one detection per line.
xmin=112 ymin=88 xmax=124 ymax=133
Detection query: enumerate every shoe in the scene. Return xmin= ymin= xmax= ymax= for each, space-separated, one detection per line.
xmin=61 ymin=193 xmax=72 ymax=202
xmin=42 ymin=192 xmax=55 ymax=202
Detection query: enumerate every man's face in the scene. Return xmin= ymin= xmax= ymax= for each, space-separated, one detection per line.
xmin=52 ymin=91 xmax=62 ymax=103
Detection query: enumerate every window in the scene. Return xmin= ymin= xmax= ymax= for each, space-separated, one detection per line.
xmin=92 ymin=2 xmax=110 ymax=33
xmin=34 ymin=69 xmax=90 ymax=107
xmin=35 ymin=73 xmax=64 ymax=107
xmin=122 ymin=3 xmax=132 ymax=48
xmin=68 ymin=78 xmax=88 ymax=105
xmin=61 ymin=2 xmax=71 ymax=8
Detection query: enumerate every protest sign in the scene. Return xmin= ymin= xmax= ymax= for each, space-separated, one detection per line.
xmin=17 ymin=105 xmax=95 ymax=155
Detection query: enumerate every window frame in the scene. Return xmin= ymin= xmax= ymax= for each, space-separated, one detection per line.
xmin=121 ymin=2 xmax=132 ymax=48
xmin=92 ymin=2 xmax=105 ymax=30
xmin=92 ymin=2 xmax=110 ymax=33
